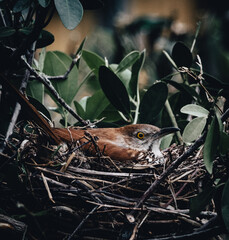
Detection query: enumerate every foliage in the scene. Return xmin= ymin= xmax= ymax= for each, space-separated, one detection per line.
xmin=0 ymin=0 xmax=229 ymax=238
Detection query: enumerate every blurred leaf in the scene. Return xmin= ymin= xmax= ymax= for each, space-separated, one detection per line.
xmin=43 ymin=51 xmax=78 ymax=105
xmin=116 ymin=51 xmax=140 ymax=73
xmin=164 ymin=79 xmax=199 ymax=100
xmin=220 ymin=132 xmax=229 ymax=155
xmin=82 ymin=50 xmax=105 ymax=78
xmin=181 ymin=104 xmax=209 ymax=118
xmin=54 ymin=0 xmax=83 ymax=30
xmin=129 ymin=50 xmax=145 ymax=98
xmin=140 ymin=82 xmax=168 ymax=124
xmin=36 ymin=30 xmax=55 ymax=48
xmin=204 ymin=116 xmax=220 ymax=174
xmin=85 ymin=90 xmax=109 ymax=120
xmin=28 ymin=96 xmax=51 ymax=120
xmin=182 ymin=117 xmax=206 ymax=143
xmin=190 ymin=185 xmax=216 ymax=218
xmin=172 ymin=42 xmax=192 ymax=68
xmin=0 ymin=27 xmax=16 ymax=38
xmin=13 ymin=0 xmax=30 ymax=12
xmin=79 ymin=0 xmax=103 ymax=9
xmin=38 ymin=0 xmax=51 ymax=7
xmin=222 ymin=178 xmax=229 ymax=232
xmin=27 ymin=80 xmax=44 ymax=104
xmin=99 ymin=66 xmax=130 ymax=117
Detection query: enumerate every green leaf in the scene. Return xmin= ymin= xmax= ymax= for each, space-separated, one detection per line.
xmin=222 ymin=178 xmax=229 ymax=232
xmin=43 ymin=51 xmax=78 ymax=105
xmin=27 ymin=80 xmax=44 ymax=104
xmin=13 ymin=0 xmax=30 ymax=12
xmin=140 ymin=82 xmax=168 ymax=124
xmin=129 ymin=50 xmax=145 ymax=98
xmin=36 ymin=30 xmax=55 ymax=48
xmin=54 ymin=0 xmax=83 ymax=30
xmin=0 ymin=27 xmax=16 ymax=38
xmin=172 ymin=41 xmax=193 ymax=68
xmin=164 ymin=79 xmax=199 ymax=100
xmin=182 ymin=117 xmax=206 ymax=143
xmin=38 ymin=0 xmax=51 ymax=7
xmin=190 ymin=186 xmax=216 ymax=218
xmin=99 ymin=66 xmax=130 ymax=117
xmin=181 ymin=104 xmax=209 ymax=118
xmin=85 ymin=90 xmax=110 ymax=120
xmin=203 ymin=116 xmax=220 ymax=174
xmin=116 ymin=51 xmax=140 ymax=73
xmin=110 ymin=64 xmax=131 ymax=91
xmin=82 ymin=50 xmax=105 ymax=78
xmin=74 ymin=100 xmax=86 ymax=119
xmin=160 ymin=133 xmax=174 ymax=150
xmin=28 ymin=96 xmax=51 ymax=120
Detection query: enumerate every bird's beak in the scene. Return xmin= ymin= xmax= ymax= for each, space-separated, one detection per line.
xmin=152 ymin=127 xmax=180 ymax=140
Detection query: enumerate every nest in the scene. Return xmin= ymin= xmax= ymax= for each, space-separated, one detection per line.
xmin=1 ymin=122 xmax=219 ymax=240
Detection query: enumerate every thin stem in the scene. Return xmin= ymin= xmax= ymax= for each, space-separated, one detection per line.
xmin=165 ymin=99 xmax=183 ymax=144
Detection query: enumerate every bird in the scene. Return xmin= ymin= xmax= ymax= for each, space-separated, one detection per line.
xmin=53 ymin=124 xmax=179 ymax=163
xmin=1 ymin=76 xmax=179 ymax=163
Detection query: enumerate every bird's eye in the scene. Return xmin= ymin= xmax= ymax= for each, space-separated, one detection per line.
xmin=137 ymin=132 xmax=144 ymax=139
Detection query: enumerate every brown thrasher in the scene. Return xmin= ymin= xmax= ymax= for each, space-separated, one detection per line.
xmin=53 ymin=124 xmax=179 ymax=162
xmin=2 ymin=77 xmax=179 ymax=162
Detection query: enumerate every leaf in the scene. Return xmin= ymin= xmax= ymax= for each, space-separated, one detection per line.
xmin=116 ymin=51 xmax=140 ymax=73
xmin=85 ymin=90 xmax=110 ymax=120
xmin=13 ymin=0 xmax=30 ymax=12
xmin=99 ymin=66 xmax=130 ymax=117
xmin=172 ymin=42 xmax=193 ymax=68
xmin=222 ymin=178 xmax=229 ymax=232
xmin=203 ymin=116 xmax=220 ymax=174
xmin=160 ymin=133 xmax=174 ymax=150
xmin=74 ymin=100 xmax=86 ymax=119
xmin=43 ymin=51 xmax=78 ymax=105
xmin=182 ymin=117 xmax=206 ymax=143
xmin=0 ymin=27 xmax=16 ymax=38
xmin=164 ymin=79 xmax=199 ymax=100
xmin=140 ymin=82 xmax=168 ymax=124
xmin=36 ymin=30 xmax=55 ymax=48
xmin=27 ymin=80 xmax=44 ymax=104
xmin=110 ymin=64 xmax=131 ymax=91
xmin=38 ymin=0 xmax=51 ymax=7
xmin=129 ymin=50 xmax=145 ymax=98
xmin=28 ymin=96 xmax=51 ymax=120
xmin=82 ymin=50 xmax=105 ymax=78
xmin=54 ymin=0 xmax=83 ymax=30
xmin=190 ymin=186 xmax=216 ymax=218
xmin=181 ymin=104 xmax=209 ymax=118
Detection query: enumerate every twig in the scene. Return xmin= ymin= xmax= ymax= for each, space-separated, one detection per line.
xmin=21 ymin=57 xmax=89 ymax=126
xmin=146 ymin=225 xmax=224 ymax=240
xmin=165 ymin=99 xmax=183 ymax=144
xmin=67 ymin=206 xmax=98 ymax=240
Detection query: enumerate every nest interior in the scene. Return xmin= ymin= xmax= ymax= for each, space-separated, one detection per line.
xmin=0 ymin=122 xmax=218 ymax=240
